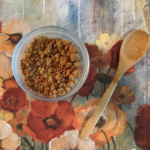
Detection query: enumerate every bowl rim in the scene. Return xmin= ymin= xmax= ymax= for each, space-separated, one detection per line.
xmin=12 ymin=26 xmax=90 ymax=102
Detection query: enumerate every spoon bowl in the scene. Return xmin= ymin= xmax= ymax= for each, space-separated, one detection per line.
xmin=80 ymin=29 xmax=149 ymax=140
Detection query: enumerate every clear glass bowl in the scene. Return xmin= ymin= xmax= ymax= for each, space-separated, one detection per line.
xmin=12 ymin=26 xmax=90 ymax=101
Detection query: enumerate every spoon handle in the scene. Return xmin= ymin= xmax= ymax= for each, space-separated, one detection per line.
xmin=80 ymin=73 xmax=122 ymax=139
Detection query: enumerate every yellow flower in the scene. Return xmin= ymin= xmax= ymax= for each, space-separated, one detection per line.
xmin=95 ymin=33 xmax=118 ymax=54
xmin=0 ymin=109 xmax=13 ymax=122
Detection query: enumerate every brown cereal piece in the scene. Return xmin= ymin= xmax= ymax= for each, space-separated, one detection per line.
xmin=55 ymin=74 xmax=63 ymax=80
xmin=48 ymin=67 xmax=53 ymax=73
xmin=43 ymin=81 xmax=48 ymax=88
xmin=57 ymin=88 xmax=66 ymax=95
xmin=57 ymin=46 xmax=63 ymax=52
xmin=65 ymin=87 xmax=71 ymax=92
xmin=46 ymin=57 xmax=52 ymax=67
xmin=65 ymin=69 xmax=71 ymax=77
xmin=44 ymin=43 xmax=52 ymax=54
xmin=43 ymin=89 xmax=48 ymax=96
xmin=72 ymin=67 xmax=81 ymax=78
xmin=60 ymin=57 xmax=68 ymax=65
xmin=69 ymin=47 xmax=79 ymax=53
xmin=65 ymin=43 xmax=70 ymax=51
xmin=56 ymin=38 xmax=62 ymax=45
xmin=61 ymin=50 xmax=66 ymax=56
xmin=69 ymin=44 xmax=74 ymax=50
xmin=66 ymin=52 xmax=70 ymax=57
xmin=52 ymin=89 xmax=57 ymax=94
xmin=51 ymin=84 xmax=55 ymax=90
xmin=38 ymin=67 xmax=44 ymax=75
xmin=28 ymin=71 xmax=35 ymax=77
xmin=49 ymin=92 xmax=56 ymax=98
xmin=59 ymin=83 xmax=66 ymax=88
xmin=47 ymin=76 xmax=53 ymax=83
xmin=70 ymin=53 xmax=80 ymax=62
xmin=53 ymin=60 xmax=58 ymax=67
xmin=67 ymin=80 xmax=75 ymax=88
xmin=65 ymin=62 xmax=72 ymax=68
xmin=57 ymin=80 xmax=61 ymax=84
xmin=69 ymin=74 xmax=75 ymax=81
xmin=61 ymin=78 xmax=66 ymax=83
xmin=74 ymin=62 xmax=81 ymax=67
xmin=70 ymin=66 xmax=76 ymax=72
xmin=51 ymin=55 xmax=55 ymax=61
xmin=55 ymin=53 xmax=60 ymax=58
xmin=55 ymin=58 xmax=60 ymax=63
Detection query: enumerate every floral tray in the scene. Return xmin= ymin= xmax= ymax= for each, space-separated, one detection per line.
xmin=0 ymin=0 xmax=150 ymax=150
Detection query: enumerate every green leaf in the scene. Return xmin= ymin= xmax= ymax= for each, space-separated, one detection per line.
xmin=21 ymin=138 xmax=31 ymax=147
xmin=97 ymin=73 xmax=113 ymax=84
xmin=16 ymin=123 xmax=23 ymax=130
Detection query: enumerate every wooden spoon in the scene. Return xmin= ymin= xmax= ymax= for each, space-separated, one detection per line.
xmin=80 ymin=29 xmax=149 ymax=139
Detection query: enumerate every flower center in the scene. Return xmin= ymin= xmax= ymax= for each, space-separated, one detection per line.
xmin=6 ymin=97 xmax=19 ymax=106
xmin=96 ymin=116 xmax=106 ymax=128
xmin=6 ymin=33 xmax=22 ymax=45
xmin=119 ymin=94 xmax=125 ymax=98
xmin=43 ymin=114 xmax=61 ymax=130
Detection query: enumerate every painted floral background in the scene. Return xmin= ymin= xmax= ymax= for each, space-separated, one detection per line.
xmin=0 ymin=0 xmax=150 ymax=150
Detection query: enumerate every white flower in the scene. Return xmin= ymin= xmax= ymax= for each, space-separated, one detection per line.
xmin=0 ymin=120 xmax=21 ymax=150
xmin=49 ymin=129 xmax=95 ymax=150
xmin=0 ymin=120 xmax=11 ymax=140
xmin=95 ymin=33 xmax=119 ymax=54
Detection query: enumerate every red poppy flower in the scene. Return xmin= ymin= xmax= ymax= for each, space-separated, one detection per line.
xmin=77 ymin=65 xmax=97 ymax=96
xmin=108 ymin=40 xmax=135 ymax=74
xmin=1 ymin=88 xmax=29 ymax=113
xmin=134 ymin=105 xmax=150 ymax=149
xmin=85 ymin=43 xmax=108 ymax=69
xmin=23 ymin=100 xmax=78 ymax=144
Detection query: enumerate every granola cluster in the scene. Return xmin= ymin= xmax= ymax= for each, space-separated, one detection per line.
xmin=20 ymin=36 xmax=82 ymax=98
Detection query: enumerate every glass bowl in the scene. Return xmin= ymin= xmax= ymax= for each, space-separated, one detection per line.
xmin=12 ymin=26 xmax=90 ymax=102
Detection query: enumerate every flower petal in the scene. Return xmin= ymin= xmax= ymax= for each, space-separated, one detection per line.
xmin=86 ymin=65 xmax=97 ymax=85
xmin=8 ymin=110 xmax=27 ymax=137
xmin=31 ymin=99 xmax=57 ymax=118
xmin=0 ymin=120 xmax=11 ymax=140
xmin=85 ymin=43 xmax=99 ymax=59
xmin=111 ymin=86 xmax=135 ymax=104
xmin=134 ymin=127 xmax=150 ymax=149
xmin=22 ymin=125 xmax=41 ymax=142
xmin=27 ymin=112 xmax=46 ymax=133
xmin=55 ymin=101 xmax=75 ymax=126
xmin=36 ymin=125 xmax=74 ymax=144
xmin=110 ymin=103 xmax=127 ymax=136
xmin=77 ymin=84 xmax=94 ymax=97
xmin=0 ymin=54 xmax=13 ymax=79
xmin=1 ymin=132 xmax=21 ymax=150
xmin=3 ymin=78 xmax=18 ymax=89
xmin=0 ymin=109 xmax=13 ymax=122
xmin=49 ymin=129 xmax=95 ymax=150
